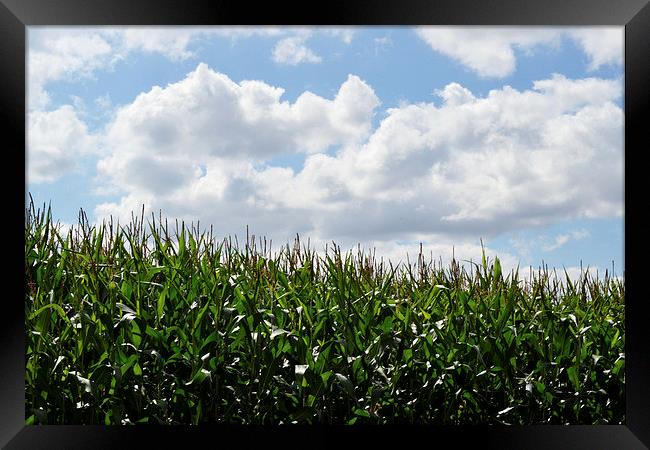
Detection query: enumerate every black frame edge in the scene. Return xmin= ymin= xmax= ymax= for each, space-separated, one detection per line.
xmin=625 ymin=0 xmax=650 ymax=447
xmin=0 ymin=1 xmax=26 ymax=449
xmin=1 ymin=0 xmax=650 ymax=25
xmin=3 ymin=0 xmax=649 ymax=448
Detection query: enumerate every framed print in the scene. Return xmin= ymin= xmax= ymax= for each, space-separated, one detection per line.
xmin=3 ymin=0 xmax=649 ymax=448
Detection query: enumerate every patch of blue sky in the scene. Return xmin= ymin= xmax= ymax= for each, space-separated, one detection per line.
xmin=191 ymin=31 xmax=347 ymax=103
xmin=312 ymin=27 xmax=501 ymax=109
xmin=255 ymin=153 xmax=308 ymax=174
xmin=26 ymin=157 xmax=117 ymax=225
xmin=507 ymin=38 xmax=586 ymax=87
xmin=487 ymin=216 xmax=624 ymax=274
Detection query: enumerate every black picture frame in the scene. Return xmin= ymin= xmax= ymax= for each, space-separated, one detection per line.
xmin=3 ymin=0 xmax=648 ymax=448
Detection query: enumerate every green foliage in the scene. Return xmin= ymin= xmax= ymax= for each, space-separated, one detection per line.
xmin=25 ymin=200 xmax=625 ymax=425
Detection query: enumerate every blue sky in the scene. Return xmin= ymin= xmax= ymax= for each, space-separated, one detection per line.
xmin=26 ymin=26 xmax=624 ymax=277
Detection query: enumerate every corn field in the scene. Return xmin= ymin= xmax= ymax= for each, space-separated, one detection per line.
xmin=25 ymin=200 xmax=625 ymax=425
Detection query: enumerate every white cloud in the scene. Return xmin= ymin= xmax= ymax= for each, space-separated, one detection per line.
xmin=542 ymin=229 xmax=590 ymax=251
xmin=568 ymin=28 xmax=624 ymax=70
xmin=272 ymin=36 xmax=322 ymax=65
xmin=27 ymin=105 xmax=98 ymax=183
xmin=91 ymin=69 xmax=622 ymax=266
xmin=416 ymin=27 xmax=622 ymax=78
xmin=28 ymin=28 xmax=114 ymax=110
xmin=98 ymin=63 xmax=378 ymax=196
xmin=120 ymin=28 xmax=197 ymax=61
xmin=416 ymin=27 xmax=560 ymax=78
xmin=296 ymin=74 xmax=623 ymax=234
xmin=543 ymin=234 xmax=570 ymax=252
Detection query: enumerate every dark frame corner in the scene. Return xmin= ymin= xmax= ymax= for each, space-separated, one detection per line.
xmin=2 ymin=0 xmax=648 ymax=448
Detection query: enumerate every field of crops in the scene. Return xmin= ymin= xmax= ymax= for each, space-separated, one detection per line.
xmin=25 ymin=201 xmax=625 ymax=425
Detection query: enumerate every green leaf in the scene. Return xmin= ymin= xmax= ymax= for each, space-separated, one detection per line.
xmin=493 ymin=257 xmax=502 ymax=283
xmin=199 ymin=331 xmax=219 ymax=352
xmin=28 ymin=304 xmax=72 ymax=327
xmin=130 ymin=320 xmax=142 ymax=347
xmin=120 ymin=354 xmax=138 ymax=377
xmin=157 ymin=286 xmax=168 ymax=325
xmin=185 ymin=368 xmax=212 ymax=386
xmin=192 ymin=296 xmax=212 ymax=337
xmin=567 ymin=366 xmax=580 ymax=391
xmin=610 ymin=329 xmax=621 ymax=350
xmin=321 ymin=371 xmax=333 ymax=384
xmin=354 ymin=408 xmax=370 ymax=418
xmin=403 ymin=348 xmax=413 ymax=364
xmin=380 ymin=316 xmax=394 ymax=333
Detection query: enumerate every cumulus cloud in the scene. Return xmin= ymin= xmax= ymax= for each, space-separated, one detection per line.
xmin=104 ymin=63 xmax=375 ymax=152
xmin=27 ymin=105 xmax=98 ymax=183
xmin=272 ymin=36 xmax=322 ymax=65
xmin=416 ymin=27 xmax=622 ymax=78
xmin=92 ymin=68 xmax=622 ymax=266
xmin=98 ymin=63 xmax=379 ymax=201
xmin=297 ymin=74 xmax=623 ymax=234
